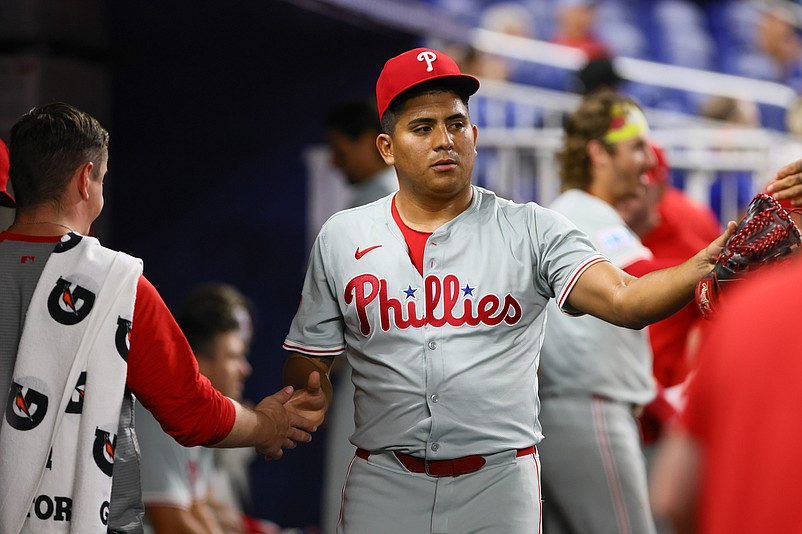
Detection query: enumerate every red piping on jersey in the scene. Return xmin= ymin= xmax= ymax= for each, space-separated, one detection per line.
xmin=557 ymin=255 xmax=607 ymax=309
xmin=282 ymin=341 xmax=344 ymax=356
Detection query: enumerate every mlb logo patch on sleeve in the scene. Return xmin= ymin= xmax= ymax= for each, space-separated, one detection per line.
xmin=596 ymin=225 xmax=637 ymax=255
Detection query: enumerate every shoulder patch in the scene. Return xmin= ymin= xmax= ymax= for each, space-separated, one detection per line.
xmin=596 ymin=225 xmax=638 ymax=254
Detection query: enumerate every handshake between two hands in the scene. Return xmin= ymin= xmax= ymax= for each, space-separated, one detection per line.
xmin=252 ymin=370 xmax=329 ymax=460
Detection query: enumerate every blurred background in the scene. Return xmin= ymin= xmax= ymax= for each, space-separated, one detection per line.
xmin=1 ymin=0 xmax=801 ymax=531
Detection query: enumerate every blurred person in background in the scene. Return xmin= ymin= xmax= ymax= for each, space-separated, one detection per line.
xmin=538 ymin=91 xmax=660 ymax=534
xmin=137 ymin=283 xmax=283 ymax=534
xmin=472 ymin=1 xmax=543 ymax=87
xmin=324 ymin=98 xmax=396 ymax=210
xmin=551 ymin=0 xmax=610 ymax=60
xmin=756 ymin=3 xmax=802 ymax=93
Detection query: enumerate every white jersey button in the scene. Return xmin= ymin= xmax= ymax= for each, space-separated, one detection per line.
xmin=431 ymin=442 xmax=440 ymax=452
xmin=428 ymin=341 xmax=437 ymax=350
xmin=430 ymin=394 xmax=439 ymax=403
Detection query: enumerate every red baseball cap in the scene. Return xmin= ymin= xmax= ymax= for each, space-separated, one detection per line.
xmin=376 ymin=48 xmax=480 ymax=120
xmin=0 ymin=138 xmax=13 ymax=208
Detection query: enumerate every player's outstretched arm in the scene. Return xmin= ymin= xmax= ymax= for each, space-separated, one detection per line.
xmin=767 ymin=158 xmax=802 ymax=206
xmin=213 ymin=386 xmax=318 ymax=460
xmin=282 ymin=353 xmax=333 ymax=428
xmin=567 ymin=222 xmax=736 ymax=329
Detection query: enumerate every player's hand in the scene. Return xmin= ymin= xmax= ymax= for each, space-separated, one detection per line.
xmin=253 ymin=385 xmax=317 ymax=460
xmin=767 ymin=158 xmax=802 ymax=206
xmin=285 ymin=371 xmax=329 ymax=428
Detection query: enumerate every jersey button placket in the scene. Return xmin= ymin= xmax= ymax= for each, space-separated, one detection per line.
xmin=425 ymin=233 xmax=445 ymax=459
xmin=424 ymin=328 xmax=442 ymax=459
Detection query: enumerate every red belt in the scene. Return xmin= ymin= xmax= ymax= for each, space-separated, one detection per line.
xmin=355 ymin=446 xmax=535 ymax=477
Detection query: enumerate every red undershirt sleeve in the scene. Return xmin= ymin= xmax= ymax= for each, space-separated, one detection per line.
xmin=126 ymin=276 xmax=236 ymax=447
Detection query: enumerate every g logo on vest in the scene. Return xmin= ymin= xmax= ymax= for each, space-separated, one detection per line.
xmin=5 ymin=382 xmax=48 ymax=431
xmin=65 ymin=372 xmax=87 ymax=414
xmin=115 ymin=317 xmax=132 ymax=362
xmin=47 ymin=277 xmax=95 ymax=325
xmin=92 ymin=427 xmax=116 ymax=477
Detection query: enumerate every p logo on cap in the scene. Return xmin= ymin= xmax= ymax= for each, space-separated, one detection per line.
xmin=417 ymin=50 xmax=437 ymax=72
xmin=376 ymin=47 xmax=480 ymax=120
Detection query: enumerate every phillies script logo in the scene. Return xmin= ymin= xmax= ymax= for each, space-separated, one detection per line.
xmin=6 ymin=382 xmax=48 ymax=430
xmin=93 ymin=428 xmax=116 ymax=477
xmin=47 ymin=277 xmax=95 ymax=325
xmin=345 ymin=273 xmax=522 ymax=335
xmin=115 ymin=317 xmax=132 ymax=361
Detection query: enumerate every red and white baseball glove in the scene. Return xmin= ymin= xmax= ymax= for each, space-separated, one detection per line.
xmin=696 ymin=193 xmax=801 ymax=318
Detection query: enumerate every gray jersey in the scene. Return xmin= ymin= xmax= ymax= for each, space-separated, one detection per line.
xmin=348 ymin=167 xmax=397 ymax=209
xmin=284 ymin=186 xmax=605 ymax=458
xmin=540 ymin=189 xmax=656 ymax=405
xmin=135 ymin=402 xmax=213 ymax=511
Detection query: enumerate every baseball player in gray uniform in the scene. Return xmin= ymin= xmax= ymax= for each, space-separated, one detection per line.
xmin=281 ymin=48 xmax=734 ymax=534
xmin=539 ymin=91 xmax=659 ymax=534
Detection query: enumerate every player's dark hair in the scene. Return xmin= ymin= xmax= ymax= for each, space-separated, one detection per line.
xmin=557 ymin=91 xmax=640 ymax=191
xmin=9 ymin=102 xmax=109 ymax=210
xmin=381 ymin=79 xmax=472 ymax=135
xmin=325 ymin=99 xmax=381 ymax=139
xmin=176 ymin=283 xmax=255 ymax=360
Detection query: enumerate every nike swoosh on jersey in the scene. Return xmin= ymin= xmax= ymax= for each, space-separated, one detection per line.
xmin=355 ymin=245 xmax=382 ymax=260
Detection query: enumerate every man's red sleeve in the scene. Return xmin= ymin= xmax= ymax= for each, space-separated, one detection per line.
xmin=126 ymin=276 xmax=236 ymax=447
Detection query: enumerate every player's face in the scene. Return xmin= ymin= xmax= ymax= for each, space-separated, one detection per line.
xmin=327 ymin=130 xmax=379 ymax=185
xmin=377 ymin=91 xmax=477 ymax=202
xmin=197 ymin=331 xmax=252 ymax=401
xmin=609 ymin=135 xmax=654 ymax=202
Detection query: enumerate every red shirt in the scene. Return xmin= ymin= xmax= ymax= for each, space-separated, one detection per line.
xmin=392 ymin=197 xmax=432 ymax=276
xmin=681 ymin=257 xmax=802 ymax=533
xmin=640 ymin=189 xmax=721 ymax=387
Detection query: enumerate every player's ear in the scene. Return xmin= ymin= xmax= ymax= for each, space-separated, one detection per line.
xmin=586 ymin=139 xmax=610 ymax=167
xmin=75 ymin=161 xmax=94 ymax=201
xmin=376 ymin=133 xmax=395 ymax=166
